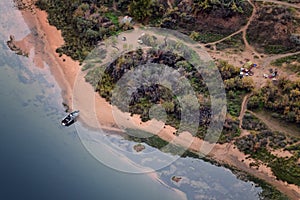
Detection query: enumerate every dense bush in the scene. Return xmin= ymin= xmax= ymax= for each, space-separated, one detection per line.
xmin=36 ymin=0 xmax=132 ymax=62
xmin=269 ymin=156 xmax=300 ymax=186
xmin=242 ymin=112 xmax=267 ymax=131
xmin=249 ymin=78 xmax=300 ymax=124
xmin=272 ymin=54 xmax=300 ymax=76
xmin=217 ymin=60 xmax=254 ymax=117
xmin=96 ymin=49 xmax=213 ymax=135
xmin=247 ymin=5 xmax=300 ymax=54
xmin=236 ymin=128 xmax=300 ymax=186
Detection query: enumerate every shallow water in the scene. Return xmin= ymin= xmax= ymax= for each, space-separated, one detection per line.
xmin=0 ymin=2 xmax=184 ymax=199
xmin=0 ymin=1 xmax=264 ymax=200
xmin=1 ymin=43 xmax=188 ymax=200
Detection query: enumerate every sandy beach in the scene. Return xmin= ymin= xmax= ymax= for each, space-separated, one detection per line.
xmin=13 ymin=0 xmax=300 ymax=199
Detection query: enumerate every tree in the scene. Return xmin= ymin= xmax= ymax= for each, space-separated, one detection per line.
xmin=224 ymin=77 xmax=236 ymax=90
xmin=241 ymin=77 xmax=254 ymax=91
xmin=248 ymin=95 xmax=261 ymax=109
xmin=128 ymin=0 xmax=153 ymax=22
xmin=162 ymin=101 xmax=175 ymax=113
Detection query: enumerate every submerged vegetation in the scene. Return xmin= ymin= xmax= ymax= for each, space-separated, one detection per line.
xmin=126 ymin=128 xmax=289 ymax=200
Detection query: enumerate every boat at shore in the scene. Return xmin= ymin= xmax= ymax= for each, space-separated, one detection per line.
xmin=61 ymin=110 xmax=79 ymax=126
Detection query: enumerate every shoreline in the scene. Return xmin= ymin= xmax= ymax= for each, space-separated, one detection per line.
xmin=14 ymin=1 xmax=188 ymax=199
xmin=13 ymin=0 xmax=79 ymax=106
xmin=15 ymin=1 xmax=300 ymax=199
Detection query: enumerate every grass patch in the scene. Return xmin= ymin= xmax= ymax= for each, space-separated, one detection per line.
xmin=271 ymin=54 xmax=300 ymax=76
xmin=126 ymin=128 xmax=288 ymax=199
xmin=264 ymin=45 xmax=291 ymax=54
xmin=105 ymin=12 xmax=119 ymax=26
xmin=227 ymin=90 xmax=245 ymax=117
xmin=269 ymin=156 xmax=300 ymax=186
xmin=285 ymin=143 xmax=300 ymax=151
xmin=190 ymin=32 xmax=226 ymax=43
xmin=236 ymin=129 xmax=300 ymax=186
xmin=216 ymin=33 xmax=244 ymax=51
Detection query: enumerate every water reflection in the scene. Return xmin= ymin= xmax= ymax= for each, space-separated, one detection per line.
xmin=0 ymin=1 xmax=267 ymax=199
xmin=78 ymin=125 xmax=262 ymax=199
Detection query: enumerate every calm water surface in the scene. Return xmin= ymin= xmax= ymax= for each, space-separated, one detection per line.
xmin=0 ymin=1 xmax=264 ymax=200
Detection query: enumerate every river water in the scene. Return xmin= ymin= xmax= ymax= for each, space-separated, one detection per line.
xmin=0 ymin=1 xmax=265 ymax=200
